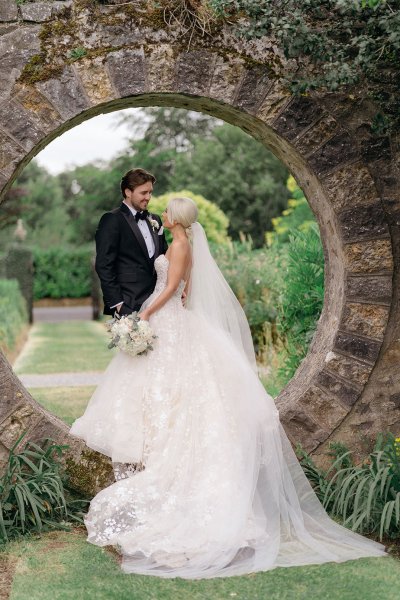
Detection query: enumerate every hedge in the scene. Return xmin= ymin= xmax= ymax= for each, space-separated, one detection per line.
xmin=0 ymin=279 xmax=28 ymax=355
xmin=33 ymin=247 xmax=93 ymax=300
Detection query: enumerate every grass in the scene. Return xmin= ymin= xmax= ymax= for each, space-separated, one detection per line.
xmin=5 ymin=527 xmax=399 ymax=600
xmin=28 ymin=386 xmax=96 ymax=425
xmin=14 ymin=322 xmax=115 ymax=374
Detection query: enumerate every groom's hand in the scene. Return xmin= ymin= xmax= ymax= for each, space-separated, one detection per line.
xmin=113 ymin=302 xmax=123 ymax=317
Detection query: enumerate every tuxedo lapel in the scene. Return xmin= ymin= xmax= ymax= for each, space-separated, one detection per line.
xmin=119 ymin=203 xmax=151 ymax=263
xmin=146 ymin=215 xmax=160 ymax=258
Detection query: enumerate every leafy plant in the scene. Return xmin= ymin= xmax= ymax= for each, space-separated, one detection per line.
xmin=0 ymin=432 xmax=89 ymax=544
xmin=0 ymin=278 xmax=28 ymax=356
xmin=211 ymin=0 xmax=400 ymax=130
xmin=68 ymin=47 xmax=87 ymax=61
xmin=276 ymin=224 xmax=325 ymax=381
xmin=323 ymin=433 xmax=400 ymax=540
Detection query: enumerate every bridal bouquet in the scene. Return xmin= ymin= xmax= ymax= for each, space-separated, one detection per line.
xmin=106 ymin=312 xmax=156 ymax=357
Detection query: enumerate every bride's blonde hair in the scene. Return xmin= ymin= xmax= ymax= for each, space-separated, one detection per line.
xmin=166 ymin=197 xmax=198 ymax=233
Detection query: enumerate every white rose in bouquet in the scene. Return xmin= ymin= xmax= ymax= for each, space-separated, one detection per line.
xmin=106 ymin=312 xmax=157 ymax=357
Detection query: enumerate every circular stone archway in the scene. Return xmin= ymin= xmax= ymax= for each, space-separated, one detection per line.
xmin=0 ymin=1 xmax=399 ymax=494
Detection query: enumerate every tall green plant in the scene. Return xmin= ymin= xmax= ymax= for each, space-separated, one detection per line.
xmin=276 ymin=224 xmax=324 ymax=380
xmin=0 ymin=432 xmax=88 ymax=544
xmin=323 ymin=433 xmax=400 ymax=540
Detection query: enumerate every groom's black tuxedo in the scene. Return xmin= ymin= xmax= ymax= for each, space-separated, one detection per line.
xmin=95 ymin=202 xmax=168 ymax=316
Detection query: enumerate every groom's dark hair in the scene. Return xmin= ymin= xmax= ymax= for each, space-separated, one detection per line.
xmin=121 ymin=168 xmax=156 ymax=198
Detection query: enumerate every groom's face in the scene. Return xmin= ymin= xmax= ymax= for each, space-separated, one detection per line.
xmin=125 ymin=181 xmax=153 ymax=212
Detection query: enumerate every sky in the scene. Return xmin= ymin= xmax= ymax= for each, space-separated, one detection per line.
xmin=35 ymin=108 xmax=143 ymax=175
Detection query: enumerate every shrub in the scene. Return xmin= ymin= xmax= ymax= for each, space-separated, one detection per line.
xmin=0 ymin=279 xmax=28 ymax=356
xmin=297 ymin=433 xmax=400 ymax=541
xmin=33 ymin=246 xmax=93 ymax=299
xmin=0 ymin=431 xmax=89 ymax=544
xmin=149 ymin=190 xmax=229 ymax=245
xmin=276 ymin=224 xmax=325 ymax=381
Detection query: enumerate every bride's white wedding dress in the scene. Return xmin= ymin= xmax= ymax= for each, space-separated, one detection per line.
xmin=70 ymin=252 xmax=387 ymax=579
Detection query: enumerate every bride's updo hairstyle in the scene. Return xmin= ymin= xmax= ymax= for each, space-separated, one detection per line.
xmin=166 ymin=197 xmax=198 ymax=238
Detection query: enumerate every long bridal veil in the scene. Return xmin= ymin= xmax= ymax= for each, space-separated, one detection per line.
xmin=175 ymin=221 xmax=387 ymax=573
xmin=186 ymin=222 xmax=258 ymax=372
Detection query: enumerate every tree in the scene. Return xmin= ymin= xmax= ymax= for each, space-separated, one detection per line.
xmin=171 ymin=124 xmax=289 ymax=246
xmin=2 ymin=161 xmax=68 ymax=249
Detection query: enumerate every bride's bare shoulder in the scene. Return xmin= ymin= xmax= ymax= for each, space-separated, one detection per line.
xmin=168 ymin=239 xmax=191 ymax=258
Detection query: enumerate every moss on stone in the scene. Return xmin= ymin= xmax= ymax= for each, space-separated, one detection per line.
xmin=65 ymin=447 xmax=113 ymax=496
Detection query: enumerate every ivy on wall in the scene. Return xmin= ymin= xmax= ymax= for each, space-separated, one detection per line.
xmin=211 ymin=0 xmax=400 ymax=132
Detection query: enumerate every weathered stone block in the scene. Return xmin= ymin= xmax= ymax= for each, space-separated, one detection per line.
xmin=106 ymin=48 xmax=147 ymax=97
xmin=338 ymin=202 xmax=389 ymax=241
xmin=297 ymin=384 xmax=349 ymax=430
xmin=361 ymin=136 xmax=391 ymax=163
xmin=20 ymin=2 xmax=53 ymax=22
xmin=14 ymin=85 xmax=63 ymax=132
xmin=74 ymin=57 xmax=114 ymax=105
xmin=0 ymin=0 xmax=17 ymax=22
xmin=21 ymin=415 xmax=68 ymax=449
xmin=256 ymin=81 xmax=291 ymax=125
xmin=0 ymin=27 xmax=41 ymax=102
xmin=147 ymin=44 xmax=176 ymax=93
xmin=343 ymin=239 xmax=393 ymax=274
xmin=322 ymin=163 xmax=378 ymax=213
xmin=234 ymin=65 xmax=271 ymax=114
xmin=308 ymin=131 xmax=359 ymax=176
xmin=174 ymin=50 xmax=217 ymax=96
xmin=36 ymin=66 xmax=90 ymax=120
xmin=324 ymin=351 xmax=372 ymax=386
xmin=0 ymin=405 xmax=42 ymax=449
xmin=0 ymin=100 xmax=46 ymax=152
xmin=341 ymin=302 xmax=389 ymax=340
xmin=280 ymin=403 xmax=329 ymax=452
xmin=0 ymin=129 xmax=24 ymax=170
xmin=209 ymin=55 xmax=245 ymax=105
xmin=316 ymin=371 xmax=360 ymax=407
xmin=334 ymin=331 xmax=381 ymax=363
xmin=292 ymin=114 xmax=338 ymax=156
xmin=346 ymin=274 xmax=392 ymax=304
xmin=274 ymin=96 xmax=324 ymax=142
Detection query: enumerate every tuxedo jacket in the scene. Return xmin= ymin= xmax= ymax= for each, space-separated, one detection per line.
xmin=95 ymin=202 xmax=168 ymax=315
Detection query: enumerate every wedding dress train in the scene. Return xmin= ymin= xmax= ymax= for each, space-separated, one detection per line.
xmin=70 ymin=254 xmax=387 ymax=579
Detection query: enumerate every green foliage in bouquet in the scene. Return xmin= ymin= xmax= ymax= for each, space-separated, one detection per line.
xmin=0 ymin=432 xmax=89 ymax=544
xmin=33 ymin=246 xmax=93 ymax=299
xmin=0 ymin=279 xmax=28 ymax=356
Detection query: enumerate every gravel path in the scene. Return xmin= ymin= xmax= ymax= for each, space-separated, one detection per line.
xmin=19 ymin=371 xmax=103 ymax=388
xmin=33 ymin=306 xmax=92 ymax=322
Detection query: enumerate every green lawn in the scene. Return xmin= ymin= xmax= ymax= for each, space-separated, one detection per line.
xmin=6 ymin=528 xmax=398 ymax=600
xmin=28 ymin=386 xmax=96 ymax=425
xmin=14 ymin=322 xmax=115 ymax=374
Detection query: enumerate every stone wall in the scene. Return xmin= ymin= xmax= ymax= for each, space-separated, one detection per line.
xmin=0 ymin=0 xmax=399 ymax=491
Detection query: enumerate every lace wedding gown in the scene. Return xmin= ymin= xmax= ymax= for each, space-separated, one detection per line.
xmin=70 ymin=254 xmax=387 ymax=579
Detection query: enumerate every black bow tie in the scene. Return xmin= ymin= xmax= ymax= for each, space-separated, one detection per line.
xmin=135 ymin=210 xmax=149 ymax=222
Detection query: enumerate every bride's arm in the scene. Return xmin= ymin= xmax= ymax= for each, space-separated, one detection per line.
xmin=139 ymin=243 xmax=188 ymax=320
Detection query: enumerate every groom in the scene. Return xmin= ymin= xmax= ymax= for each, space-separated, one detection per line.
xmin=95 ymin=167 xmax=168 ymax=317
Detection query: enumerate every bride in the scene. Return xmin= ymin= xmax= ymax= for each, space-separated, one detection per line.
xmin=70 ymin=196 xmax=387 ymax=579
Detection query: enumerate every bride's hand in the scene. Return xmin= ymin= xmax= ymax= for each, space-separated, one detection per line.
xmin=139 ymin=309 xmax=150 ymax=321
